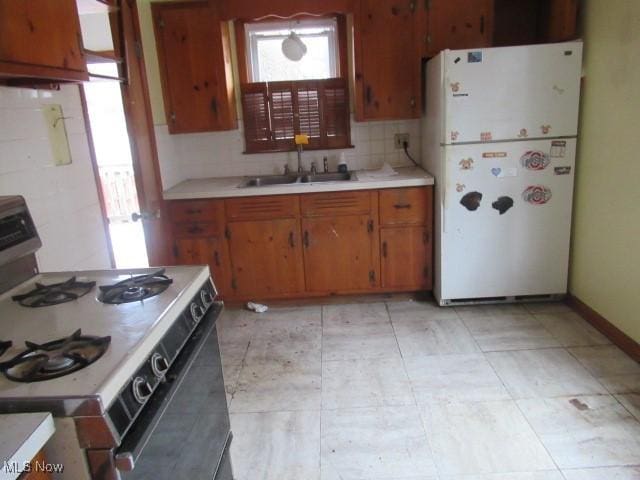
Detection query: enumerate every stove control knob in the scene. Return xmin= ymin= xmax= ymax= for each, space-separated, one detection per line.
xmin=200 ymin=289 xmax=213 ymax=307
xmin=132 ymin=377 xmax=153 ymax=404
xmin=190 ymin=302 xmax=204 ymax=323
xmin=150 ymin=353 xmax=169 ymax=378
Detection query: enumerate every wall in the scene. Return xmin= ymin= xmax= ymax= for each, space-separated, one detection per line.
xmin=0 ymin=85 xmax=111 ymax=271
xmin=136 ymin=1 xmax=422 ymax=190
xmin=569 ymin=0 xmax=640 ymax=342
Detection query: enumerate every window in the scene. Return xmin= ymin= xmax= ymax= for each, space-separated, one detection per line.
xmin=237 ymin=16 xmax=351 ymax=154
xmin=244 ymin=18 xmax=339 ymax=82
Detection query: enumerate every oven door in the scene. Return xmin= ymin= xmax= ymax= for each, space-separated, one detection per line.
xmin=88 ymin=305 xmax=233 ymax=480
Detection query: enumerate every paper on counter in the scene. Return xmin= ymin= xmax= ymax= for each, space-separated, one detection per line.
xmin=357 ymin=163 xmax=398 ymax=179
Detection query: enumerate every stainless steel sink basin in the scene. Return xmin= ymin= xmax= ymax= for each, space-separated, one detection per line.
xmin=239 ymin=175 xmax=300 ymax=188
xmin=238 ymin=172 xmax=358 ymax=188
xmin=300 ymin=172 xmax=358 ymax=183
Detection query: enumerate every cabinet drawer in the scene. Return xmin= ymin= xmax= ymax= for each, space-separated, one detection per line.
xmin=168 ymin=200 xmax=224 ymax=225
xmin=379 ymin=187 xmax=431 ymax=226
xmin=172 ymin=222 xmax=220 ymax=238
xmin=225 ymin=195 xmax=299 ymax=221
xmin=301 ymin=191 xmax=372 ymax=217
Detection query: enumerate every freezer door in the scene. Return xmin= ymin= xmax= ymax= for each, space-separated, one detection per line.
xmin=443 ymin=42 xmax=582 ymax=144
xmin=439 ymin=139 xmax=576 ymax=302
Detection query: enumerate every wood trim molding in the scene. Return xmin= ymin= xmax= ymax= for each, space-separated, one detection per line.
xmin=567 ymin=294 xmax=640 ymax=362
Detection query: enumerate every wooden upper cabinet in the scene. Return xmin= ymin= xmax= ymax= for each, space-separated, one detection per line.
xmin=353 ymin=0 xmax=422 ymax=121
xmin=152 ymin=1 xmax=236 ymax=133
xmin=0 ymin=0 xmax=88 ymax=81
xmin=424 ymin=0 xmax=494 ymax=56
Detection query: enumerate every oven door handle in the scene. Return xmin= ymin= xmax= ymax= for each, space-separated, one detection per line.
xmin=113 ymin=303 xmax=223 ymax=472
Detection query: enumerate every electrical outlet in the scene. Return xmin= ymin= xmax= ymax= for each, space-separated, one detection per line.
xmin=394 ymin=133 xmax=410 ymax=149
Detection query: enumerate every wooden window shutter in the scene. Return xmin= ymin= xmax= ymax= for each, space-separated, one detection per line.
xmin=240 ymin=78 xmax=351 ymax=153
xmin=321 ymin=78 xmax=350 ymax=149
xmin=268 ymin=81 xmax=296 ymax=150
xmin=293 ymin=81 xmax=323 ymax=149
xmin=240 ymin=83 xmax=271 ymax=153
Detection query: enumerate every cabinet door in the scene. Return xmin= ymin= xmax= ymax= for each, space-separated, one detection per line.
xmin=0 ymin=0 xmax=87 ymax=81
xmin=354 ymin=0 xmax=421 ymax=120
xmin=152 ymin=2 xmax=236 ymax=133
xmin=381 ymin=226 xmax=432 ymax=290
xmin=302 ymin=215 xmax=378 ymax=292
xmin=426 ymin=0 xmax=494 ymax=56
xmin=174 ymin=236 xmax=232 ymax=297
xmin=227 ymin=219 xmax=305 ymax=298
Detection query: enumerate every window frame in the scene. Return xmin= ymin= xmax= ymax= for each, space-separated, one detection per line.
xmin=235 ymin=14 xmax=351 ymax=154
xmin=244 ymin=17 xmax=340 ymax=83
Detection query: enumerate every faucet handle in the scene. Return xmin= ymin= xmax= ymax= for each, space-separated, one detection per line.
xmin=323 ymin=156 xmax=329 ymax=173
xmin=284 ymin=164 xmax=290 ymax=175
xmin=310 ymin=161 xmax=318 ymax=175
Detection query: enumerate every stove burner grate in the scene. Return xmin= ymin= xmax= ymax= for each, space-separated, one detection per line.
xmin=98 ymin=268 xmax=173 ymax=305
xmin=12 ymin=277 xmax=96 ymax=308
xmin=0 ymin=329 xmax=110 ymax=382
xmin=0 ymin=340 xmax=11 ymax=357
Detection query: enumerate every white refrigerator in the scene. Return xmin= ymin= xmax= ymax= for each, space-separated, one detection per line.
xmin=421 ymin=41 xmax=583 ymax=306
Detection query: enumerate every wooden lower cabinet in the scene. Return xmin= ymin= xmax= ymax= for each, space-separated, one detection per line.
xmin=168 ymin=186 xmax=433 ymax=300
xmin=227 ymin=219 xmax=305 ymax=298
xmin=174 ymin=236 xmax=232 ymax=296
xmin=381 ymin=226 xmax=432 ymax=290
xmin=302 ymin=215 xmax=378 ymax=293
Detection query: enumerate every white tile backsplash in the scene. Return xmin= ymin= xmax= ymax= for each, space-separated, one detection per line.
xmin=155 ymin=117 xmax=422 ymax=190
xmin=0 ymin=85 xmax=111 ymax=272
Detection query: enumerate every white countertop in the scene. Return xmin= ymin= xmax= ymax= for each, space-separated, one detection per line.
xmin=0 ymin=413 xmax=55 ymax=480
xmin=163 ymin=166 xmax=434 ymax=200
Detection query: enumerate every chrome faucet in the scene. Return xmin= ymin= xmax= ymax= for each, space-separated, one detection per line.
xmin=310 ymin=161 xmax=318 ymax=175
xmin=323 ymin=156 xmax=329 ymax=173
xmin=297 ymin=144 xmax=304 ymax=173
xmin=283 ymin=164 xmax=291 ymax=175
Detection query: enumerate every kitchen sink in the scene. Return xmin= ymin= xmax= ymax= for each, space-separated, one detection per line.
xmin=238 ymin=172 xmax=358 ymax=187
xmin=238 ymin=175 xmax=300 ymax=187
xmin=300 ymin=172 xmax=358 ymax=183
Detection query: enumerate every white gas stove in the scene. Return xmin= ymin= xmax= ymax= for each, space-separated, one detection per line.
xmin=0 ymin=196 xmax=232 ymax=480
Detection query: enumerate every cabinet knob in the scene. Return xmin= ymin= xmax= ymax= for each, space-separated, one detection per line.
xmin=382 ymin=241 xmax=388 ymax=258
xmin=303 ymin=231 xmax=310 ymax=248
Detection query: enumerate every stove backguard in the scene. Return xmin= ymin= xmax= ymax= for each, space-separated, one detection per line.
xmin=0 ymin=196 xmax=41 ymax=294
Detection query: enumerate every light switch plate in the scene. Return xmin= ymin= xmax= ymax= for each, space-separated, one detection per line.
xmin=43 ymin=104 xmax=72 ymax=166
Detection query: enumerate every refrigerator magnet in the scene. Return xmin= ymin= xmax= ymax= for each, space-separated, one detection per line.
xmin=460 ymin=191 xmax=483 ymax=211
xmin=518 ymin=128 xmax=528 ymax=138
xmin=459 ymin=158 xmax=474 ymax=170
xmin=550 ymin=141 xmax=567 ymax=158
xmin=554 ymin=166 xmax=572 ymax=175
xmin=450 ymin=82 xmax=460 ymax=92
xmin=482 ymin=152 xmax=507 ymax=158
xmin=541 ymin=125 xmax=552 ymax=135
xmin=520 ymin=151 xmax=550 ymax=170
xmin=451 ymin=131 xmax=460 ymax=142
xmin=522 ymin=185 xmax=552 ymax=205
xmin=491 ymin=167 xmax=502 ymax=177
xmin=456 ymin=183 xmax=466 ymax=193
xmin=492 ymin=196 xmax=514 ymax=215
xmin=480 ymin=131 xmax=492 ymax=142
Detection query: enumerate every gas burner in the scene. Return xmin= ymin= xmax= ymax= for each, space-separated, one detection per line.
xmin=0 ymin=340 xmax=11 ymax=357
xmin=98 ymin=269 xmax=173 ymax=305
xmin=12 ymin=277 xmax=96 ymax=308
xmin=0 ymin=329 xmax=110 ymax=383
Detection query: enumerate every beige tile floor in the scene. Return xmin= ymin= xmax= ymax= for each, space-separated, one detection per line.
xmin=217 ymin=299 xmax=640 ymax=480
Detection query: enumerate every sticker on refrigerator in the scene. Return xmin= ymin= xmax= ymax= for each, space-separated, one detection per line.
xmin=541 ymin=125 xmax=552 ymax=135
xmin=520 ymin=151 xmax=550 ymax=170
xmin=460 ymin=191 xmax=483 ymax=211
xmin=491 ymin=167 xmax=517 ymax=178
xmin=482 ymin=152 xmax=507 ymax=158
xmin=451 ymin=131 xmax=460 ymax=142
xmin=467 ymin=51 xmax=482 ymax=63
xmin=554 ymin=166 xmax=572 ymax=175
xmin=450 ymin=82 xmax=460 ymax=92
xmin=459 ymin=158 xmax=474 ymax=170
xmin=456 ymin=183 xmax=466 ymax=193
xmin=492 ymin=196 xmax=514 ymax=215
xmin=522 ymin=185 xmax=552 ymax=205
xmin=550 ymin=141 xmax=567 ymax=158
xmin=480 ymin=131 xmax=492 ymax=142
xmin=518 ymin=128 xmax=528 ymax=138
